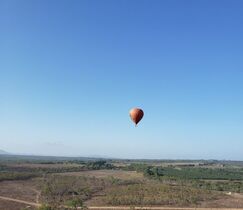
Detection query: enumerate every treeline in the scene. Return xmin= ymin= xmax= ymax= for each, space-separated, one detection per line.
xmin=144 ymin=166 xmax=243 ymax=180
xmin=0 ymin=160 xmax=115 ymax=182
xmin=124 ymin=163 xmax=148 ymax=172
xmin=124 ymin=164 xmax=243 ymax=193
xmin=1 ymin=160 xmax=114 ymax=173
xmin=86 ymin=160 xmax=114 ymax=170
xmin=0 ymin=172 xmax=38 ymax=181
xmin=141 ymin=166 xmax=243 ymax=193
xmin=0 ymin=165 xmax=85 ymax=174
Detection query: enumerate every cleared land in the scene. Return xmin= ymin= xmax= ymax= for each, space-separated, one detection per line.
xmin=0 ymin=179 xmax=39 ymax=202
xmin=57 ymin=169 xmax=144 ymax=180
xmin=0 ymin=199 xmax=36 ymax=210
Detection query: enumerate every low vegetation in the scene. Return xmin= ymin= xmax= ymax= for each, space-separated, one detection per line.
xmin=1 ymin=155 xmax=243 ymax=209
xmin=0 ymin=160 xmax=115 ymax=182
xmin=0 ymin=171 xmax=38 ymax=182
xmin=39 ymin=175 xmax=111 ymax=208
xmin=104 ymin=181 xmax=218 ymax=206
xmin=142 ymin=166 xmax=243 ymax=193
xmin=144 ymin=166 xmax=243 ymax=180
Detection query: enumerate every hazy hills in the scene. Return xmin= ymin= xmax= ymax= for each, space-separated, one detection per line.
xmin=0 ymin=149 xmax=10 ymax=155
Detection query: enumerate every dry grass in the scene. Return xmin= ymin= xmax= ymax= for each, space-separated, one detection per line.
xmin=200 ymin=193 xmax=243 ymax=208
xmin=0 ymin=179 xmax=40 ymax=203
xmin=98 ymin=181 xmax=219 ymax=207
xmin=0 ymin=199 xmax=36 ymax=210
xmin=57 ymin=169 xmax=144 ymax=180
xmin=1 ymin=162 xmax=243 ymax=209
xmin=9 ymin=163 xmax=84 ymax=169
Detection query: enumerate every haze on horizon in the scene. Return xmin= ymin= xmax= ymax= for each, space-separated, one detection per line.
xmin=1 ymin=0 xmax=243 ymax=160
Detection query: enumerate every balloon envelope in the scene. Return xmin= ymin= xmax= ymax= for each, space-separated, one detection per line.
xmin=129 ymin=108 xmax=144 ymax=125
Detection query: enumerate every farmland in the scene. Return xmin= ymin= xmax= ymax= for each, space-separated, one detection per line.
xmin=1 ymin=155 xmax=243 ymax=209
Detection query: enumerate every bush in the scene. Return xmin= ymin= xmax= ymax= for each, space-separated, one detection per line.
xmin=66 ymin=198 xmax=84 ymax=209
xmin=38 ymin=204 xmax=53 ymax=210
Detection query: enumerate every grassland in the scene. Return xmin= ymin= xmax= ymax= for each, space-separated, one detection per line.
xmin=1 ymin=155 xmax=243 ymax=209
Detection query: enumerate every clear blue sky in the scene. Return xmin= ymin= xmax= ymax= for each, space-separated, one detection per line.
xmin=1 ymin=0 xmax=243 ymax=159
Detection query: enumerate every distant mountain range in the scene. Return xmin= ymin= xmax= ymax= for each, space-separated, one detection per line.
xmin=0 ymin=149 xmax=10 ymax=155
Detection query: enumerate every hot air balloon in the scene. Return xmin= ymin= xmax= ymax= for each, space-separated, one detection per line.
xmin=129 ymin=108 xmax=144 ymax=126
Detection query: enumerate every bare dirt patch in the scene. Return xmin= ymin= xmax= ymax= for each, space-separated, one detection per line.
xmin=0 ymin=199 xmax=36 ymax=210
xmin=0 ymin=179 xmax=40 ymax=203
xmin=200 ymin=193 xmax=243 ymax=208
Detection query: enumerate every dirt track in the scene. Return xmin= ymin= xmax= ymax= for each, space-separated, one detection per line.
xmin=1 ymin=195 xmax=243 ymax=210
xmin=88 ymin=208 xmax=243 ymax=210
xmin=0 ymin=195 xmax=40 ymax=207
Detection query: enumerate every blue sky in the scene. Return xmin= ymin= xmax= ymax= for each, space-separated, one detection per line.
xmin=1 ymin=0 xmax=243 ymax=159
